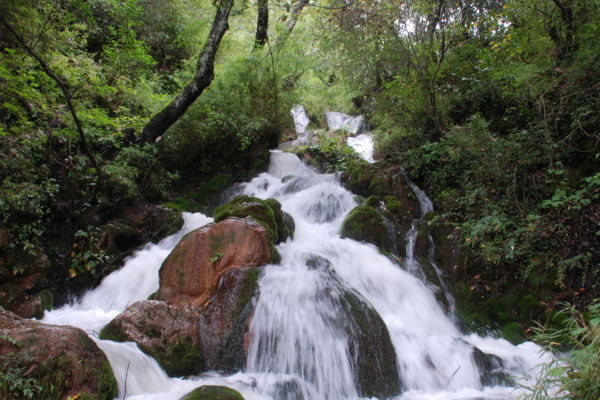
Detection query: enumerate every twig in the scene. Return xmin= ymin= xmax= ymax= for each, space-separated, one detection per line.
xmin=123 ymin=361 xmax=130 ymax=400
xmin=443 ymin=365 xmax=461 ymax=389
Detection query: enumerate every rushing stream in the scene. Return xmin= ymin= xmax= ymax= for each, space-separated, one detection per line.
xmin=42 ymin=110 xmax=552 ymax=399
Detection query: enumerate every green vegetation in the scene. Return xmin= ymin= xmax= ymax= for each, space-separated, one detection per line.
xmin=521 ymin=300 xmax=600 ymax=399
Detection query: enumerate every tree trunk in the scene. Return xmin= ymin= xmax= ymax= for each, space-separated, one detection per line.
xmin=271 ymin=0 xmax=309 ymax=53
xmin=0 ymin=13 xmax=104 ymax=194
xmin=137 ymin=0 xmax=235 ymax=144
xmin=254 ymin=0 xmax=269 ymax=49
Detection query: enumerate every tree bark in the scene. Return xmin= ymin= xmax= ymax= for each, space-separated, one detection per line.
xmin=254 ymin=0 xmax=269 ymax=50
xmin=271 ymin=0 xmax=309 ymax=53
xmin=0 ymin=13 xmax=104 ymax=193
xmin=137 ymin=0 xmax=235 ymax=144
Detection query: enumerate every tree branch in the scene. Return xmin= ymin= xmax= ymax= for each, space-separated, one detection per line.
xmin=0 ymin=13 xmax=104 ymax=195
xmin=137 ymin=0 xmax=235 ymax=144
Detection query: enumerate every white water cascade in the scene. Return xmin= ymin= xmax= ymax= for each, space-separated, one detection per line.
xmin=40 ymin=151 xmax=552 ymax=400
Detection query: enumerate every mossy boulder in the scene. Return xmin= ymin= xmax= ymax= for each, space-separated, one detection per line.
xmin=182 ymin=386 xmax=244 ymax=400
xmin=306 ymin=256 xmax=400 ymax=398
xmin=156 ymin=217 xmax=273 ymax=308
xmin=214 ymin=195 xmax=294 ymax=244
xmin=341 ymin=289 xmax=401 ymax=398
xmin=339 ymin=206 xmax=390 ymax=252
xmin=157 ymin=211 xmax=185 ymax=239
xmin=99 ymin=300 xmax=203 ymax=377
xmin=414 ymin=221 xmax=430 ymax=258
xmin=472 ymin=347 xmax=512 ymax=387
xmin=384 ymin=196 xmax=403 ymax=215
xmin=0 ymin=306 xmax=118 ymax=400
xmin=198 ymin=267 xmax=261 ymax=372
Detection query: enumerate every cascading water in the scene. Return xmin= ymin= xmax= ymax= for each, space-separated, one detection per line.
xmin=325 ymin=111 xmax=365 ymax=134
xmin=40 ymin=148 xmax=552 ymax=400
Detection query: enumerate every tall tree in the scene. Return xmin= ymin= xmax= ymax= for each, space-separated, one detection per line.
xmin=137 ymin=0 xmax=235 ymax=144
xmin=254 ymin=0 xmax=269 ymax=49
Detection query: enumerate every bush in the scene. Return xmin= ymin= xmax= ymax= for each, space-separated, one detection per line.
xmin=522 ymin=300 xmax=600 ymax=400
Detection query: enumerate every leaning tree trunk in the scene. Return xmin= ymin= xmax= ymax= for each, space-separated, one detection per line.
xmin=271 ymin=0 xmax=309 ymax=53
xmin=254 ymin=0 xmax=269 ymax=50
xmin=137 ymin=0 xmax=235 ymax=144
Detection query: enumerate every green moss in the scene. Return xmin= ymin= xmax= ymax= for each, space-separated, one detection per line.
xmin=98 ymin=321 xmax=130 ymax=343
xmin=233 ymin=268 xmax=260 ymax=320
xmin=365 ymin=195 xmax=380 ymax=208
xmin=423 ymin=211 xmax=440 ymax=221
xmin=98 ymin=359 xmax=118 ymax=400
xmin=214 ymin=195 xmax=294 ymax=246
xmin=182 ymin=385 xmax=244 ymax=400
xmin=383 ymin=196 xmax=402 ymax=214
xmin=147 ymin=291 xmax=158 ymax=300
xmin=500 ymin=322 xmax=524 ymax=345
xmin=214 ymin=195 xmax=278 ymax=242
xmin=138 ymin=337 xmax=204 ymax=378
xmin=339 ymin=205 xmax=390 ymax=251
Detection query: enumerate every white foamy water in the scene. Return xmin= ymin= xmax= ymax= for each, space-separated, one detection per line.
xmin=39 ymin=152 xmax=551 ymax=400
xmin=291 ymin=105 xmax=311 ymax=134
xmin=325 ymin=111 xmax=365 ymax=134
xmin=347 ymin=134 xmax=375 ymax=163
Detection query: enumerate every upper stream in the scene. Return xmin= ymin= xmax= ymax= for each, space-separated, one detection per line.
xmin=43 ymin=126 xmax=552 ymax=399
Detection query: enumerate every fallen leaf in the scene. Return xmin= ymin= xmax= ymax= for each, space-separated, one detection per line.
xmin=485 ymin=285 xmax=491 ymax=291
xmin=474 ymin=275 xmax=481 ymax=279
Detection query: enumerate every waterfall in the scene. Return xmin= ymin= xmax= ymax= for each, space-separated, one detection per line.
xmin=40 ymin=152 xmax=551 ymax=400
xmin=325 ymin=111 xmax=365 ymax=134
xmin=291 ymin=105 xmax=311 ymax=134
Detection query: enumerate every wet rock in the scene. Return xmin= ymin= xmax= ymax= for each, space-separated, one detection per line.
xmin=341 ymin=163 xmax=419 ymax=218
xmin=0 ymin=306 xmax=118 ymax=400
xmin=416 ymin=257 xmax=450 ymax=312
xmin=181 ymin=385 xmax=244 ymax=400
xmin=99 ymin=300 xmax=203 ymax=377
xmin=156 ymin=217 xmax=273 ymax=307
xmin=198 ymin=267 xmax=261 ymax=372
xmin=214 ymin=195 xmax=294 ymax=244
xmin=339 ymin=205 xmax=390 ymax=252
xmin=341 ymin=289 xmax=401 ymax=398
xmin=157 ymin=211 xmax=185 ymax=239
xmin=17 ymin=289 xmax=53 ymax=319
xmin=472 ymin=347 xmax=512 ymax=387
xmin=0 ymin=243 xmax=50 ymax=312
xmin=414 ymin=221 xmax=429 ymax=258
xmin=98 ymin=221 xmax=141 ymax=255
xmin=424 ymin=212 xmax=461 ymax=284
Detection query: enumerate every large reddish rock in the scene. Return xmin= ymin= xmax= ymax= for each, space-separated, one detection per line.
xmin=99 ymin=300 xmax=203 ymax=377
xmin=0 ymin=306 xmax=117 ymax=400
xmin=155 ymin=217 xmax=273 ymax=307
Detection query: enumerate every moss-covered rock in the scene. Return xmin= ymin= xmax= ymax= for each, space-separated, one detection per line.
xmin=99 ymin=300 xmax=204 ymax=377
xmin=182 ymin=386 xmax=244 ymax=400
xmin=384 ymin=196 xmax=403 ymax=215
xmin=199 ymin=267 xmax=261 ymax=372
xmin=0 ymin=307 xmax=118 ymax=400
xmin=472 ymin=346 xmax=512 ymax=387
xmin=214 ymin=195 xmax=294 ymax=245
xmin=157 ymin=211 xmax=184 ymax=239
xmin=339 ymin=205 xmax=390 ymax=252
xmin=341 ymin=289 xmax=400 ymax=398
